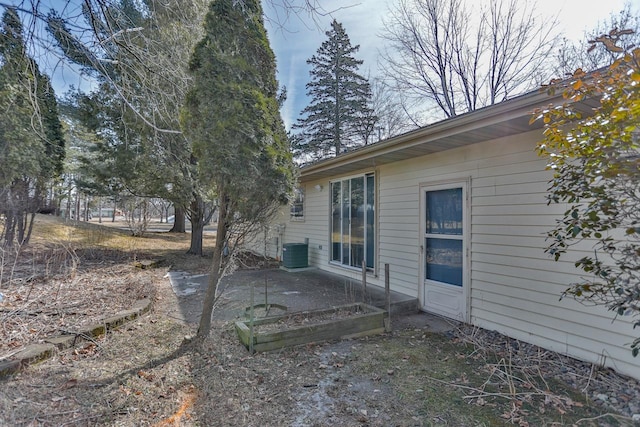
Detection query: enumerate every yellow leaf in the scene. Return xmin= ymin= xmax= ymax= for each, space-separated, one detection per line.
xmin=572 ymin=79 xmax=583 ymax=90
xmin=631 ymin=72 xmax=640 ymax=82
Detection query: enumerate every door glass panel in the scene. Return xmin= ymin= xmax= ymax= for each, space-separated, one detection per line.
xmin=366 ymin=175 xmax=375 ymax=268
xmin=331 ymin=182 xmax=341 ymax=262
xmin=425 ymin=238 xmax=463 ymax=286
xmin=350 ymin=177 xmax=364 ymax=267
xmin=341 ymin=179 xmax=350 ymax=265
xmin=426 ymin=188 xmax=462 ymax=235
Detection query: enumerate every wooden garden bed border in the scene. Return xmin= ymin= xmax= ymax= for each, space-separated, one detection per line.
xmin=235 ymin=302 xmax=386 ymax=352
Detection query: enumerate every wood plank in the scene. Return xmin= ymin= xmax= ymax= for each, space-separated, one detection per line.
xmin=253 ymin=312 xmax=384 ymax=345
xmin=235 ymin=303 xmax=386 ymax=351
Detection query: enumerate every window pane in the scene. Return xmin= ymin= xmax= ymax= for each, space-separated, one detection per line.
xmin=366 ymin=174 xmax=375 ymax=268
xmin=290 ymin=187 xmax=304 ymax=219
xmin=350 ymin=177 xmax=364 ymax=267
xmin=426 ymin=188 xmax=462 ymax=235
xmin=342 ymin=180 xmax=350 ymax=265
xmin=425 ymin=238 xmax=463 ymax=286
xmin=331 ymin=182 xmax=341 ymax=262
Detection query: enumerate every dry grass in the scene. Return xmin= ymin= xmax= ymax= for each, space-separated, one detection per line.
xmin=27 ymin=215 xmax=215 ymax=271
xmin=0 ymin=215 xmax=213 ymax=354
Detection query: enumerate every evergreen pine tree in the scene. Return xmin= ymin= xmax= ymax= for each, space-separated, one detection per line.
xmin=0 ymin=7 xmax=65 ymax=246
xmin=182 ymin=0 xmax=295 ymax=339
xmin=294 ymin=19 xmax=376 ymax=160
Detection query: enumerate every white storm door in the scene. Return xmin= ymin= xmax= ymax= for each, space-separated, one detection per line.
xmin=422 ymin=184 xmax=467 ymax=321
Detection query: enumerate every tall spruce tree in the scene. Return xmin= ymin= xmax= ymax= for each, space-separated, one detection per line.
xmin=294 ymin=19 xmax=376 ymax=160
xmin=183 ymin=0 xmax=295 ymax=339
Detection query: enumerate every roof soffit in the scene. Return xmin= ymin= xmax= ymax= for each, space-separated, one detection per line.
xmin=298 ymin=90 xmax=598 ymax=182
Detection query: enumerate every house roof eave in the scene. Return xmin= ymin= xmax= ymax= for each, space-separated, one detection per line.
xmin=297 ymin=89 xmax=597 ymax=183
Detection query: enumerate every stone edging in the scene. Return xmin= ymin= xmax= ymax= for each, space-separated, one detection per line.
xmin=0 ymin=298 xmax=152 ymax=378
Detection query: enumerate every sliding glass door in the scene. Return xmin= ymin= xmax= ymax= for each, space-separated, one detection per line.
xmin=331 ymin=174 xmax=375 ymax=269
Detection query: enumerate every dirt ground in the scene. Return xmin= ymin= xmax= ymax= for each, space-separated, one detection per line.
xmin=1 ymin=216 xmax=638 ymax=426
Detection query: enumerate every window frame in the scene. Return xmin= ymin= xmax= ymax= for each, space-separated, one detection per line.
xmin=419 ymin=178 xmax=470 ymax=323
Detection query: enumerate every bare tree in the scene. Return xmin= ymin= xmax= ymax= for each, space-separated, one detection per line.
xmin=380 ymin=0 xmax=560 ymax=123
xmin=368 ymin=78 xmax=415 ymax=141
xmin=265 ymin=0 xmax=357 ymax=32
xmin=0 ymin=0 xmax=344 ymax=130
xmin=552 ymin=2 xmax=640 ymax=76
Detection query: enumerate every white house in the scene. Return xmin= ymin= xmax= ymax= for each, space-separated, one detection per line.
xmin=256 ymin=88 xmax=640 ymax=380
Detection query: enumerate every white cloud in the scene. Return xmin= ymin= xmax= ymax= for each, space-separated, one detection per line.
xmin=281 ymin=54 xmax=301 ymax=129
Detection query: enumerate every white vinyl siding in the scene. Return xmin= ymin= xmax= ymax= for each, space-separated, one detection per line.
xmin=465 ymin=133 xmax=637 ymax=378
xmin=285 ymin=183 xmax=330 ymax=267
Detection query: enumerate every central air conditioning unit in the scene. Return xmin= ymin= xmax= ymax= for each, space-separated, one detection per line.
xmin=282 ymin=243 xmax=308 ymax=268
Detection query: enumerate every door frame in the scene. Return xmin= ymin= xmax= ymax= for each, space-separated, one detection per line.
xmin=418 ymin=178 xmax=471 ymax=323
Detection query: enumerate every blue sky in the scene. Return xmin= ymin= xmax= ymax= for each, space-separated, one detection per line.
xmin=264 ymin=0 xmax=386 ymax=129
xmin=264 ymin=0 xmax=632 ymax=129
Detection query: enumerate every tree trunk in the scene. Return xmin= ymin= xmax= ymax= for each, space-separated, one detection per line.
xmin=164 ymin=204 xmax=171 ymax=223
xmin=16 ymin=210 xmax=26 ymax=244
xmin=65 ymin=189 xmax=72 ymax=219
xmin=190 ymin=221 xmax=204 ymax=255
xmin=22 ymin=212 xmax=36 ymax=246
xmin=169 ymin=206 xmax=186 ymax=233
xmin=197 ymin=192 xmax=228 ymax=340
xmin=75 ymin=193 xmax=80 ymax=221
xmin=1 ymin=183 xmax=36 ymax=248
xmin=187 ymin=196 xmax=205 ymax=255
xmin=14 ymin=179 xmax=30 ymax=245
xmin=3 ymin=209 xmax=16 ymax=247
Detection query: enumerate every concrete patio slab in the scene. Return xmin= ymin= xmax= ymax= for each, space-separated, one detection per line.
xmin=166 ymin=267 xmax=458 ymax=333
